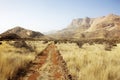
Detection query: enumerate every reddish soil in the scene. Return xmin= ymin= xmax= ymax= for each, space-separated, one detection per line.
xmin=16 ymin=43 xmax=72 ymax=80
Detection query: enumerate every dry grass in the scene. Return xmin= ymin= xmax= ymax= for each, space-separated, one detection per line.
xmin=56 ymin=42 xmax=120 ymax=80
xmin=0 ymin=41 xmax=48 ymax=80
xmin=26 ymin=41 xmax=51 ymax=53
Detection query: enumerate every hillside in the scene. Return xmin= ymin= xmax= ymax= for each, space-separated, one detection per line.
xmin=0 ymin=27 xmax=44 ymax=39
xmin=48 ymin=14 xmax=120 ymax=39
xmin=87 ymin=14 xmax=120 ymax=32
xmin=84 ymin=14 xmax=120 ymax=38
xmin=0 ymin=27 xmax=47 ymax=39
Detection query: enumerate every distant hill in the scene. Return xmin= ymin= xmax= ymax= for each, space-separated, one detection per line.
xmin=43 ymin=30 xmax=58 ymax=35
xmin=48 ymin=14 xmax=120 ymax=39
xmin=0 ymin=26 xmax=50 ymax=40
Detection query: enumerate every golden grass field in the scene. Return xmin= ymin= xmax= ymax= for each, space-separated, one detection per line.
xmin=0 ymin=41 xmax=49 ymax=80
xmin=56 ymin=42 xmax=120 ymax=80
xmin=0 ymin=41 xmax=120 ymax=80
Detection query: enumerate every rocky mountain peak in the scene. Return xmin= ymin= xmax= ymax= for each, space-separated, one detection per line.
xmin=68 ymin=17 xmax=93 ymax=28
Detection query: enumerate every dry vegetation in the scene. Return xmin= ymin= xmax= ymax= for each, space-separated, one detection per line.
xmin=0 ymin=41 xmax=48 ymax=80
xmin=56 ymin=42 xmax=120 ymax=80
xmin=25 ymin=41 xmax=50 ymax=53
xmin=1 ymin=39 xmax=120 ymax=80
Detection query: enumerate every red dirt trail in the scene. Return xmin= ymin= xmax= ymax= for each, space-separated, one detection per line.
xmin=16 ymin=43 xmax=72 ymax=80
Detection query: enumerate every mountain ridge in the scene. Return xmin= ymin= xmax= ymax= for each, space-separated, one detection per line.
xmin=48 ymin=14 xmax=120 ymax=39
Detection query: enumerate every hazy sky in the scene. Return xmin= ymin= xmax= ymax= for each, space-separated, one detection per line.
xmin=0 ymin=0 xmax=120 ymax=33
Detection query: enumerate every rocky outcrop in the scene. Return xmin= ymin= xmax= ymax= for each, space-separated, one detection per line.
xmin=68 ymin=17 xmax=94 ymax=28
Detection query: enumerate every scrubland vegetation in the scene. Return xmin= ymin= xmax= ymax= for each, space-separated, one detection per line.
xmin=56 ymin=42 xmax=120 ymax=80
xmin=0 ymin=41 xmax=48 ymax=80
xmin=1 ymin=39 xmax=120 ymax=80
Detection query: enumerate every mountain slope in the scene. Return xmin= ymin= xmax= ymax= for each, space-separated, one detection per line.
xmin=48 ymin=14 xmax=120 ymax=39
xmin=87 ymin=14 xmax=120 ymax=32
xmin=84 ymin=14 xmax=120 ymax=38
xmin=0 ymin=26 xmax=44 ymax=39
xmin=49 ymin=17 xmax=94 ymax=39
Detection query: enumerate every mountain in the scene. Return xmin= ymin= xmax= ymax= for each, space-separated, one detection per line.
xmin=0 ymin=26 xmax=45 ymax=39
xmin=84 ymin=14 xmax=120 ymax=38
xmin=49 ymin=17 xmax=94 ymax=39
xmin=48 ymin=14 xmax=120 ymax=39
xmin=87 ymin=14 xmax=120 ymax=32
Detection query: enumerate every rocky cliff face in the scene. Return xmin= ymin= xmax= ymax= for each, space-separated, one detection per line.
xmin=68 ymin=17 xmax=94 ymax=28
xmin=49 ymin=14 xmax=120 ymax=39
xmin=87 ymin=14 xmax=120 ymax=32
xmin=84 ymin=14 xmax=120 ymax=38
xmin=1 ymin=26 xmax=44 ymax=38
xmin=49 ymin=17 xmax=94 ymax=39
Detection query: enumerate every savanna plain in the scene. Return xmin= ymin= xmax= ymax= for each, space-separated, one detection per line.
xmin=0 ymin=40 xmax=120 ymax=80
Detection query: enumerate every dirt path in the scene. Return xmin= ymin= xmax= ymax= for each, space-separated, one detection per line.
xmin=16 ymin=43 xmax=72 ymax=80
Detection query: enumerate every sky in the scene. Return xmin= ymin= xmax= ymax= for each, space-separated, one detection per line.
xmin=0 ymin=0 xmax=120 ymax=33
